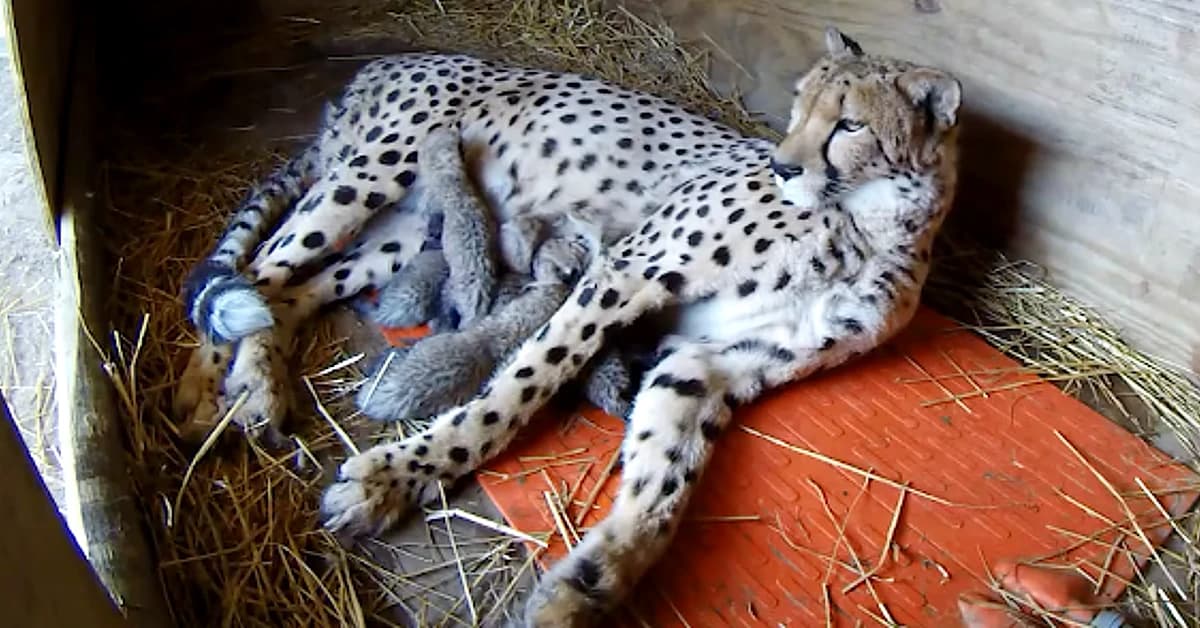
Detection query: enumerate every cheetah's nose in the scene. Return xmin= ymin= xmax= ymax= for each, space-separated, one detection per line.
xmin=770 ymin=159 xmax=804 ymax=181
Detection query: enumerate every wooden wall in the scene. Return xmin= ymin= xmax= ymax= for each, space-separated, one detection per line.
xmin=623 ymin=0 xmax=1200 ymax=375
xmin=4 ymin=0 xmax=74 ymax=236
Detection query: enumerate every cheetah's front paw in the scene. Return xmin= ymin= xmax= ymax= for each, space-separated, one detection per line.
xmin=532 ymin=237 xmax=589 ymax=285
xmin=523 ymin=550 xmax=610 ymax=628
xmin=321 ymin=443 xmax=425 ymax=538
xmin=175 ymin=343 xmax=231 ymax=443
xmin=216 ymin=330 xmax=292 ymax=445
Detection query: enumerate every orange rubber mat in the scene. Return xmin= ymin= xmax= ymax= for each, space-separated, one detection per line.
xmin=382 ymin=308 xmax=1197 ymax=626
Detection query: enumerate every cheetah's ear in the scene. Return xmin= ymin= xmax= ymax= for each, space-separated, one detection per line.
xmin=824 ymin=26 xmax=864 ymax=58
xmin=897 ymin=68 xmax=962 ymax=129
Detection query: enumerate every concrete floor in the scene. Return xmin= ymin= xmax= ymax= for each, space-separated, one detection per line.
xmin=0 ymin=14 xmax=63 ymax=510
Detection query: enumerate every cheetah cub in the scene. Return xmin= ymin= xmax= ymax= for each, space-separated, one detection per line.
xmin=322 ymin=28 xmax=961 ymax=627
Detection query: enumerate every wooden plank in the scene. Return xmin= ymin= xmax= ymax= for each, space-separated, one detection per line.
xmin=0 ymin=391 xmax=128 ymax=628
xmin=54 ymin=5 xmax=171 ymax=624
xmin=3 ymin=0 xmax=74 ymax=236
xmin=620 ymin=0 xmax=1200 ymax=374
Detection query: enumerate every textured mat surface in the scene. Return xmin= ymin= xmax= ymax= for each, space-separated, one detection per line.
xmin=388 ymin=308 xmax=1198 ymax=626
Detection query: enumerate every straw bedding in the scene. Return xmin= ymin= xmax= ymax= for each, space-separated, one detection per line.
xmin=93 ymin=0 xmax=1199 ymax=625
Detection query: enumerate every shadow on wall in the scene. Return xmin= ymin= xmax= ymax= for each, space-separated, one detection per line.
xmin=945 ymin=108 xmax=1038 ymax=249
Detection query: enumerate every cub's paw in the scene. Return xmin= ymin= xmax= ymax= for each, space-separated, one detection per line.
xmin=498 ymin=216 xmax=545 ymax=274
xmin=532 ymin=236 xmax=589 ymax=285
xmin=216 ymin=330 xmax=292 ymax=445
xmin=370 ymin=249 xmax=448 ymax=328
xmin=175 ymin=342 xmax=232 ymax=443
xmin=321 ymin=442 xmax=427 ymax=538
xmin=356 ymin=335 xmax=494 ymax=422
xmin=580 ymin=349 xmax=635 ymax=420
xmin=444 ymin=270 xmax=495 ymax=329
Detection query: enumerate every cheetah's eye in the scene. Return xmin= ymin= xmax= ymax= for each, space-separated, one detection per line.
xmin=836 ymin=119 xmax=866 ymax=133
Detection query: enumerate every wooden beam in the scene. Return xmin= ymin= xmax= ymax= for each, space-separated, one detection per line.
xmin=0 ymin=391 xmax=127 ymax=627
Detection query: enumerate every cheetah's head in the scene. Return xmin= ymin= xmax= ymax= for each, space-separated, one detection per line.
xmin=770 ymin=27 xmax=962 ymax=208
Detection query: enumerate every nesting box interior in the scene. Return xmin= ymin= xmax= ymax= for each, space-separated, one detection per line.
xmin=7 ymin=0 xmax=1200 ymax=626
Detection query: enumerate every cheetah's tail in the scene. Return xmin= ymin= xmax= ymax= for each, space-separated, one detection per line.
xmin=181 ymin=137 xmax=328 ymax=343
xmin=182 ymin=261 xmax=273 ymax=344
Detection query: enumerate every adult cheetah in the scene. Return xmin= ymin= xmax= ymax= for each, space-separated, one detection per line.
xmin=179 ymin=27 xmax=961 ymax=626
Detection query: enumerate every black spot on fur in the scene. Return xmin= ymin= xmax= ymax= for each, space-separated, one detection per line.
xmin=515 ymin=366 xmax=535 ymax=379
xmin=575 ymin=285 xmax=596 ymax=307
xmin=658 ymin=271 xmax=686 ymax=295
xmin=774 ymin=272 xmax=792 ymax=291
xmin=482 ymin=411 xmax=501 ymax=425
xmin=364 ymin=192 xmax=387 ymax=209
xmin=651 ymin=374 xmax=706 ymax=397
xmin=302 ymin=232 xmax=326 ymax=249
xmin=333 ymin=186 xmax=357 ymax=205
xmin=546 ymin=346 xmax=569 ymax=365
xmin=449 ymin=447 xmax=470 ymax=464
xmin=599 ymin=288 xmax=620 ymax=308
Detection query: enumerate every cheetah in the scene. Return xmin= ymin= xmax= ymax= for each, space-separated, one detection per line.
xmin=180 ymin=26 xmax=961 ymax=625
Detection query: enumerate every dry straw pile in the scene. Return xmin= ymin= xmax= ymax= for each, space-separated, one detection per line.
xmin=94 ymin=0 xmax=1199 ymax=625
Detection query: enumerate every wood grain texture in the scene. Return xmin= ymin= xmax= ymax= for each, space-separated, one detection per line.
xmin=620 ymin=0 xmax=1200 ymax=373
xmin=5 ymin=0 xmax=72 ymax=235
xmin=56 ymin=6 xmax=172 ymax=624
xmin=0 ymin=393 xmax=128 ymax=628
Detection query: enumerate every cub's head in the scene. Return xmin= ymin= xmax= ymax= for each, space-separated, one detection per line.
xmin=771 ymin=27 xmax=962 ymax=207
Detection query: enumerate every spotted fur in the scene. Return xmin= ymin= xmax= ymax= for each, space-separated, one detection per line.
xmin=177 ymin=26 xmax=961 ymax=626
